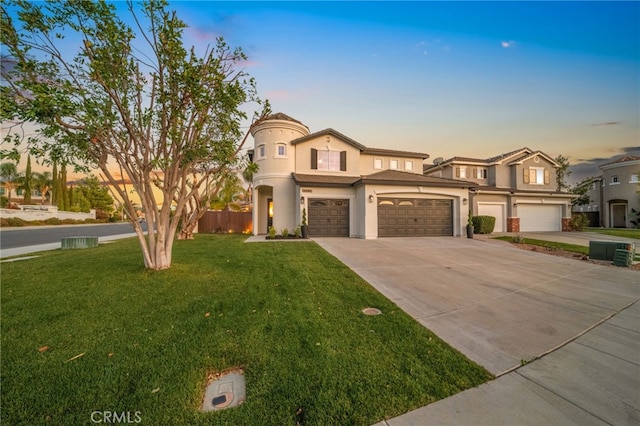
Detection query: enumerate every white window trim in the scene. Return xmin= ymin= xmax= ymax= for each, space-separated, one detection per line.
xmin=629 ymin=174 xmax=639 ymax=183
xmin=405 ymin=160 xmax=413 ymax=171
xmin=390 ymin=159 xmax=398 ymax=170
xmin=257 ymin=144 xmax=266 ymax=160
xmin=529 ymin=167 xmax=545 ymax=185
xmin=459 ymin=166 xmax=467 ymax=178
xmin=274 ymin=143 xmax=287 ymax=158
xmin=610 ymin=175 xmax=620 ymax=185
xmin=374 ymin=158 xmax=383 ymax=170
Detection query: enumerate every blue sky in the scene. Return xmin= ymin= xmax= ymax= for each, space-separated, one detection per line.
xmin=168 ymin=1 xmax=639 ymax=183
xmin=2 ymin=1 xmax=639 ymax=183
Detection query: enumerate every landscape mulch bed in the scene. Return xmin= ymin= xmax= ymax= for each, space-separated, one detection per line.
xmin=511 ymin=243 xmax=640 ymax=271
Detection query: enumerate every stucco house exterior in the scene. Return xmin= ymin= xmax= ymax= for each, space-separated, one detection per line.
xmin=249 ymin=113 xmax=474 ymax=238
xmin=424 ymin=148 xmax=576 ymax=232
xmin=573 ymin=156 xmax=640 ymax=228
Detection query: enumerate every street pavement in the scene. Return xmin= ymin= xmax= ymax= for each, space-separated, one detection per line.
xmin=314 ymin=235 xmax=640 ymax=425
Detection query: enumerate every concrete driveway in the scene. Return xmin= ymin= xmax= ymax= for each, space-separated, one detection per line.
xmin=316 ymin=236 xmax=640 ymax=425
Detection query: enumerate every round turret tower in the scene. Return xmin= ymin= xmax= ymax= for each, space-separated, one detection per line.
xmin=250 ymin=113 xmax=310 ymax=235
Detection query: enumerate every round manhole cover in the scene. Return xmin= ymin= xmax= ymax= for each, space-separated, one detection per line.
xmin=362 ymin=307 xmax=382 ymax=316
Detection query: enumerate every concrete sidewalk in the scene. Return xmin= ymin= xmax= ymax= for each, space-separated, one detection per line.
xmin=376 ymin=299 xmax=639 ymax=426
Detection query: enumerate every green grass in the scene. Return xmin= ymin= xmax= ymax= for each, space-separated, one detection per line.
xmin=586 ymin=228 xmax=640 ymax=239
xmin=1 ymin=235 xmax=492 ymax=425
xmin=494 ymin=236 xmax=589 ymax=255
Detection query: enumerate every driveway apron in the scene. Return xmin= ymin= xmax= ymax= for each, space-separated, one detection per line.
xmin=314 ymin=237 xmax=640 ymax=376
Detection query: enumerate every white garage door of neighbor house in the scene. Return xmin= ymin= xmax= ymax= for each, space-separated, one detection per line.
xmin=477 ymin=204 xmax=505 ymax=232
xmin=518 ymin=204 xmax=562 ymax=232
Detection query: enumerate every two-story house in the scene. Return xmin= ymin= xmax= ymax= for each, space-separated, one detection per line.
xmin=424 ymin=148 xmax=576 ymax=232
xmin=249 ymin=113 xmax=474 ymax=238
xmin=573 ymin=156 xmax=640 ymax=228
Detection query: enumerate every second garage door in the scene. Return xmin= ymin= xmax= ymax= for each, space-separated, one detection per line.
xmin=518 ymin=204 xmax=562 ymax=231
xmin=378 ymin=198 xmax=453 ymax=237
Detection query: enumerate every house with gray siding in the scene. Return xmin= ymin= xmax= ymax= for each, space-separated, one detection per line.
xmin=424 ymin=148 xmax=576 ymax=232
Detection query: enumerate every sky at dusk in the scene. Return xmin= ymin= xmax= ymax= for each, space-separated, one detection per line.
xmin=2 ymin=1 xmax=639 ymax=184
xmin=169 ymin=0 xmax=639 ymax=184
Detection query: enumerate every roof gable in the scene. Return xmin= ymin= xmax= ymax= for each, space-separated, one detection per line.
xmin=291 ymin=128 xmax=429 ymax=159
xmin=508 ymin=151 xmax=559 ymax=167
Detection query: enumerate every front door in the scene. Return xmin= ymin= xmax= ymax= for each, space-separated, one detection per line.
xmin=611 ymin=203 xmax=627 ymax=228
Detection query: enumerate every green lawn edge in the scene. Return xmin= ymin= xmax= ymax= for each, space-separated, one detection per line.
xmin=1 ymin=235 xmax=492 ymax=425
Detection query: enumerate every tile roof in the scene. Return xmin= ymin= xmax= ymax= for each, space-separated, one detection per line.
xmin=473 ymin=185 xmax=576 ymax=196
xmin=292 ymin=170 xmax=475 ymax=188
xmin=359 ymin=170 xmax=474 ymax=188
xmin=292 ymin=173 xmax=361 ymax=187
xmin=600 ymin=155 xmax=640 ymax=167
xmin=250 ymin=112 xmax=308 ymax=131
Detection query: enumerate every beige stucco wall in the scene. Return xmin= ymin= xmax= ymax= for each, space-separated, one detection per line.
xmin=358 ymin=154 xmax=424 ymax=176
xmin=600 ymin=160 xmax=640 ymax=227
xmin=294 ymin=136 xmax=361 ymax=176
xmin=512 ymin=157 xmax=557 ymax=191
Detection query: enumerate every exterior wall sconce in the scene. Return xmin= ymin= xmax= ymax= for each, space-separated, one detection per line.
xmin=369 ymin=195 xmax=374 ymax=203
xmin=463 ymin=198 xmax=468 ymax=205
xmin=300 ymin=196 xmax=305 ymax=204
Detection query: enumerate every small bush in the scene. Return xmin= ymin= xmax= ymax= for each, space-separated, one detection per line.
xmin=44 ymin=217 xmax=62 ymax=225
xmin=5 ymin=217 xmax=27 ymax=227
xmin=61 ymin=219 xmax=79 ymax=224
xmin=0 ymin=196 xmax=8 ymax=208
xmin=281 ymin=228 xmax=289 ymax=238
xmin=472 ymin=216 xmax=496 ymax=234
xmin=95 ymin=209 xmax=110 ymax=220
xmin=0 ymin=218 xmax=9 ymax=227
xmin=569 ymin=213 xmax=589 ymax=232
xmin=294 ymin=226 xmax=302 ymax=238
xmin=511 ymin=234 xmax=525 ymax=244
xmin=268 ymin=226 xmax=276 ymax=239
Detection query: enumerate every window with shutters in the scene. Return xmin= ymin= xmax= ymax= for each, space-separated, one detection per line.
xmin=311 ymin=149 xmax=346 ymax=171
xmin=476 ymin=168 xmax=487 ymax=179
xmin=525 ymin=167 xmax=548 ymax=185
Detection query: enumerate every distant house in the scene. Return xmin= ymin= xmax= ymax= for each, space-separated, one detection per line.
xmin=249 ymin=113 xmax=474 ymax=238
xmin=424 ymin=148 xmax=576 ymax=232
xmin=573 ymin=156 xmax=640 ymax=228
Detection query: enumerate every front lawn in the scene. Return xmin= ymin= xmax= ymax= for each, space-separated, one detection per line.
xmin=1 ymin=235 xmax=491 ymax=425
xmin=586 ymin=228 xmax=640 ymax=239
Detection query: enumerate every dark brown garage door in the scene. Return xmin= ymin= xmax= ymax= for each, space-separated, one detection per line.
xmin=378 ymin=198 xmax=452 ymax=237
xmin=308 ymin=199 xmax=349 ymax=237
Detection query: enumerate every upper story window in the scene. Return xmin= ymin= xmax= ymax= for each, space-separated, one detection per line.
xmin=311 ymin=149 xmax=346 ymax=171
xmin=257 ymin=144 xmax=266 ymax=160
xmin=610 ymin=175 xmax=619 ymax=184
xmin=405 ymin=160 xmax=413 ymax=171
xmin=631 ymin=173 xmax=639 ymax=183
xmin=275 ymin=143 xmax=287 ymax=158
xmin=390 ymin=159 xmax=398 ymax=170
xmin=374 ymin=158 xmax=383 ymax=169
xmin=524 ymin=167 xmax=549 ymax=185
xmin=476 ymin=168 xmax=488 ymax=179
xmin=456 ymin=166 xmax=466 ymax=178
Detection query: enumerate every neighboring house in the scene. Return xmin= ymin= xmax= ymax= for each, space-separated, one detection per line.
xmin=249 ymin=113 xmax=474 ymax=238
xmin=573 ymin=156 xmax=640 ymax=228
xmin=424 ymin=148 xmax=575 ymax=232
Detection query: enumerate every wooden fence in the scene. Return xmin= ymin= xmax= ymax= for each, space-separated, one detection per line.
xmin=198 ymin=210 xmax=252 ymax=234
